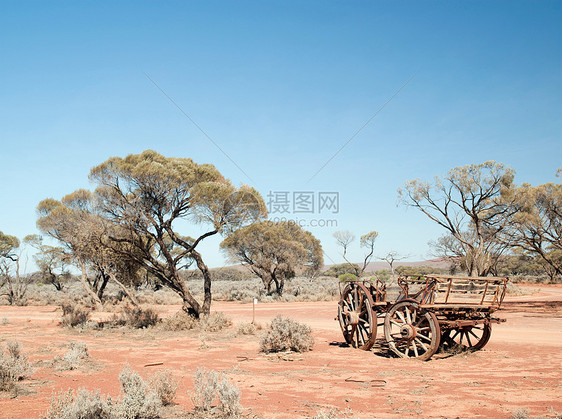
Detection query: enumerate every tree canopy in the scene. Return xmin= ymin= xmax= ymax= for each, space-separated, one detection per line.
xmin=220 ymin=221 xmax=323 ymax=295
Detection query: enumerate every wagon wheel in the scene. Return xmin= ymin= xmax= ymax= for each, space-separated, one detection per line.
xmin=338 ymin=283 xmax=376 ymax=350
xmin=441 ymin=323 xmax=492 ymax=352
xmin=383 ymin=300 xmax=440 ymax=361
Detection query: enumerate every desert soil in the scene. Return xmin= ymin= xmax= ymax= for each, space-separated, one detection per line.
xmin=0 ymin=284 xmax=561 ymax=418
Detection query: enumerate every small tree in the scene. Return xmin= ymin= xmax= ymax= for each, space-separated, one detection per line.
xmin=333 ymin=230 xmax=378 ymax=276
xmin=0 ymin=232 xmax=29 ymax=305
xmin=378 ymin=251 xmax=409 ymax=277
xmin=24 ymin=235 xmax=69 ymax=291
xmin=220 ymin=221 xmax=323 ymax=295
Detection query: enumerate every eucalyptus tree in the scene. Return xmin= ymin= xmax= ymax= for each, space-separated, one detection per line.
xmin=89 ymin=150 xmax=267 ymax=316
xmin=24 ymin=234 xmax=69 ymax=291
xmin=0 ymin=231 xmax=29 ymax=305
xmin=398 ymin=161 xmax=516 ymax=276
xmin=503 ymin=181 xmax=562 ymax=279
xmin=37 ymin=190 xmax=142 ymax=306
xmin=220 ymin=221 xmax=323 ymax=295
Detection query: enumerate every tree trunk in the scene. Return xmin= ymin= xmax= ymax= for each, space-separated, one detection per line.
xmin=191 ymin=250 xmax=212 ymax=316
xmin=275 ymin=278 xmax=284 ymax=295
xmin=79 ymin=261 xmax=103 ymax=309
xmin=109 ymin=273 xmax=139 ymax=306
xmin=97 ymin=271 xmax=110 ymax=300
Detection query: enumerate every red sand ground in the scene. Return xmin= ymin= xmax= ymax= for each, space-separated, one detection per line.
xmin=0 ymin=284 xmax=561 ymax=418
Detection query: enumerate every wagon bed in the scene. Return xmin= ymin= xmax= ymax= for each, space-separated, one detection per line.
xmin=337 ymin=274 xmax=509 ymax=360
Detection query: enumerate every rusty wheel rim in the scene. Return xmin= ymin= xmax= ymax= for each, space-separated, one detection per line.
xmin=338 ymin=283 xmax=376 ymax=350
xmin=384 ymin=301 xmax=440 ymax=361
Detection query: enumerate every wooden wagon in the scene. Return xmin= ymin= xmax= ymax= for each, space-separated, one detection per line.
xmin=337 ymin=275 xmax=509 ymax=361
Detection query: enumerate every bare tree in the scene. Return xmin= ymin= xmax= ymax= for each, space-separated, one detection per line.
xmin=333 ymin=230 xmax=378 ymax=276
xmin=378 ymin=251 xmax=409 ymax=277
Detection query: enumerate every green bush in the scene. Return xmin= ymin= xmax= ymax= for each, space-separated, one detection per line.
xmin=323 ymin=263 xmax=360 ymax=278
xmin=149 ymin=369 xmax=178 ymax=406
xmin=116 ymin=366 xmax=161 ymax=418
xmin=338 ymin=273 xmax=358 ymax=282
xmin=56 ymin=342 xmax=89 ymax=371
xmin=160 ymin=311 xmax=231 ymax=332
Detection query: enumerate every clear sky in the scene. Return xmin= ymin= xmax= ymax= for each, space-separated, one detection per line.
xmin=1 ymin=1 xmax=561 ymax=270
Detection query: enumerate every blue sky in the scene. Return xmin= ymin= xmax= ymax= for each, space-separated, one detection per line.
xmin=1 ymin=1 xmax=560 ymax=270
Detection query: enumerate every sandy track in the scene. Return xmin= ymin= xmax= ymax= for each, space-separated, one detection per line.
xmin=0 ymin=284 xmax=561 ymax=418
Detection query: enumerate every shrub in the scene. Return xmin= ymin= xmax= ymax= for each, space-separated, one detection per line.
xmin=338 ymin=273 xmax=358 ymax=282
xmin=56 ymin=342 xmax=89 ymax=371
xmin=44 ymin=388 xmax=112 ymax=419
xmin=160 ymin=311 xmax=198 ymax=331
xmin=105 ymin=306 xmax=159 ymax=329
xmin=192 ymin=368 xmax=241 ymax=417
xmin=200 ymin=312 xmax=232 ymax=332
xmin=160 ymin=311 xmax=231 ymax=333
xmin=0 ymin=341 xmax=32 ymax=392
xmin=61 ymin=303 xmax=90 ymax=328
xmin=236 ymin=322 xmax=259 ymax=335
xmin=216 ymin=375 xmax=241 ymax=417
xmin=149 ymin=369 xmax=178 ymax=406
xmin=511 ymin=408 xmax=530 ymax=419
xmin=115 ymin=365 xmax=161 ymax=418
xmin=323 ymin=263 xmax=361 ymax=278
xmin=260 ymin=315 xmax=314 ymax=353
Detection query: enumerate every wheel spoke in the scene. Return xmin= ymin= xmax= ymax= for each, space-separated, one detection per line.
xmin=415 ymin=337 xmax=428 ymax=351
xmin=397 ymin=311 xmax=406 ymax=324
xmin=412 ymin=340 xmax=419 ymax=357
xmin=358 ymin=292 xmax=364 ymax=311
xmin=468 ymin=329 xmax=481 ymax=340
xmin=405 ymin=307 xmax=412 ymax=324
xmin=417 ymin=332 xmax=432 ymax=343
